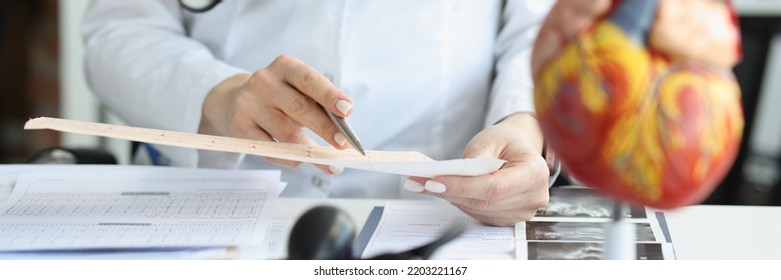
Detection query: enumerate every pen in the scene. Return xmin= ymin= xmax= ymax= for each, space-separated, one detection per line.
xmin=325 ymin=108 xmax=366 ymax=156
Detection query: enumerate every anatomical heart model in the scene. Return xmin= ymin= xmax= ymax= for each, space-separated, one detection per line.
xmin=532 ymin=0 xmax=744 ymax=208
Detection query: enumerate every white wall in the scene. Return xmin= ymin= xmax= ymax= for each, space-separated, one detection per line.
xmin=742 ymin=33 xmax=781 ymax=190
xmin=59 ymin=0 xmax=130 ymax=164
xmin=750 ymin=34 xmax=781 ymax=158
xmin=735 ymin=0 xmax=781 ymax=16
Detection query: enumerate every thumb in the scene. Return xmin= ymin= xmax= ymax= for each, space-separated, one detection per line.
xmin=462 ymin=143 xmax=497 ymax=159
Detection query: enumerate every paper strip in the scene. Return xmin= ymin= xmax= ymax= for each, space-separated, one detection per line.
xmin=24 ymin=117 xmax=505 ymax=177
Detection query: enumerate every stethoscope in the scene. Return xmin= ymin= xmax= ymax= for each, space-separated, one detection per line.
xmin=179 ymin=0 xmax=221 ymax=13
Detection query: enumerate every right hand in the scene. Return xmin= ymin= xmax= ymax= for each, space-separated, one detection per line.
xmin=199 ymin=54 xmax=354 ymax=174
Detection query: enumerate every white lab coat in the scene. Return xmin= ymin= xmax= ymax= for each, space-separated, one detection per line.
xmin=81 ymin=0 xmax=553 ymax=198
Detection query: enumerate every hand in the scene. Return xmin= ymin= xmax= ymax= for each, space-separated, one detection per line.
xmin=532 ymin=0 xmax=740 ymax=80
xmin=649 ymin=0 xmax=741 ymax=68
xmin=531 ymin=0 xmax=610 ymax=80
xmin=405 ymin=113 xmax=551 ymax=226
xmin=199 ymin=55 xmax=354 ymax=174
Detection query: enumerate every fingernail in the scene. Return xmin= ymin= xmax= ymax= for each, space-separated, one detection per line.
xmin=336 ymin=100 xmax=352 ymax=115
xmin=334 ymin=132 xmax=347 ymax=147
xmin=425 ymin=181 xmax=447 ymax=193
xmin=329 ymin=165 xmax=344 ymax=175
xmin=403 ymin=179 xmax=424 ymax=193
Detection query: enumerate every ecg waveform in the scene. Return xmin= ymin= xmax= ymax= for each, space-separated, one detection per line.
xmin=0 ymin=222 xmax=257 ymax=250
xmin=3 ymin=191 xmax=268 ymax=219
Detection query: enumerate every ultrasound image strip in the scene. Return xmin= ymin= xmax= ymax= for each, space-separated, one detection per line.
xmin=536 ymin=187 xmax=647 ymax=219
xmin=525 ymin=221 xmax=657 ymax=242
xmin=526 ymin=242 xmax=664 ymax=260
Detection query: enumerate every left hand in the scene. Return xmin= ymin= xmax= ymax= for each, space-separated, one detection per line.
xmin=406 ymin=113 xmax=550 ymax=226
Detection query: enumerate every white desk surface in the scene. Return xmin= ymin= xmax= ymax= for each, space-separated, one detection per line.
xmin=663 ymin=205 xmax=781 ymax=260
xmin=273 ymin=198 xmax=781 ymax=260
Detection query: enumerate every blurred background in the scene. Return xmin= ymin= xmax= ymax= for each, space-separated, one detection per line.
xmin=1 ymin=0 xmax=780 ymax=206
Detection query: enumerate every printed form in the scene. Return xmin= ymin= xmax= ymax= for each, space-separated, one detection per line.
xmin=0 ymin=167 xmax=282 ymax=251
xmin=362 ymin=202 xmax=515 ymax=260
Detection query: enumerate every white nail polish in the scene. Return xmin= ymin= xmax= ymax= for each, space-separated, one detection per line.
xmin=329 ymin=166 xmax=344 ymax=175
xmin=336 ymin=100 xmax=352 ymax=115
xmin=334 ymin=132 xmax=347 ymax=147
xmin=403 ymin=179 xmax=424 ymax=193
xmin=425 ymin=181 xmax=447 ymax=193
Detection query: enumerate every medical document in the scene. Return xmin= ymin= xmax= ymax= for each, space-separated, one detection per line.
xmin=518 ymin=186 xmax=677 ymax=260
xmin=0 ymin=167 xmax=281 ymax=251
xmin=361 ymin=202 xmax=515 ymax=260
xmin=360 ymin=188 xmax=677 ymax=260
xmin=25 ymin=117 xmax=506 ymax=178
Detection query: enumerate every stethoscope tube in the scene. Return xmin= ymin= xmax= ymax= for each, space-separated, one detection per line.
xmin=179 ymin=0 xmax=222 ymax=13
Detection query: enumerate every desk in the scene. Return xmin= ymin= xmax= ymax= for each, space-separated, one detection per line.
xmin=664 ymin=205 xmax=781 ymax=260
xmin=272 ymin=198 xmax=781 ymax=260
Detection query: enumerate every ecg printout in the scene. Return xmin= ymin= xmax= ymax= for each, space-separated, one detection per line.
xmin=0 ymin=164 xmax=177 ymax=205
xmin=0 ymin=180 xmax=11 ymax=206
xmin=24 ymin=117 xmax=506 ymax=177
xmin=0 ymin=164 xmax=94 ymax=206
xmin=0 ymin=167 xmax=282 ymax=251
xmin=361 ymin=202 xmax=515 ymax=260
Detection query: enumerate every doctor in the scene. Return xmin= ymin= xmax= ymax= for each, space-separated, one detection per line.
xmin=81 ymin=0 xmax=555 ymax=226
